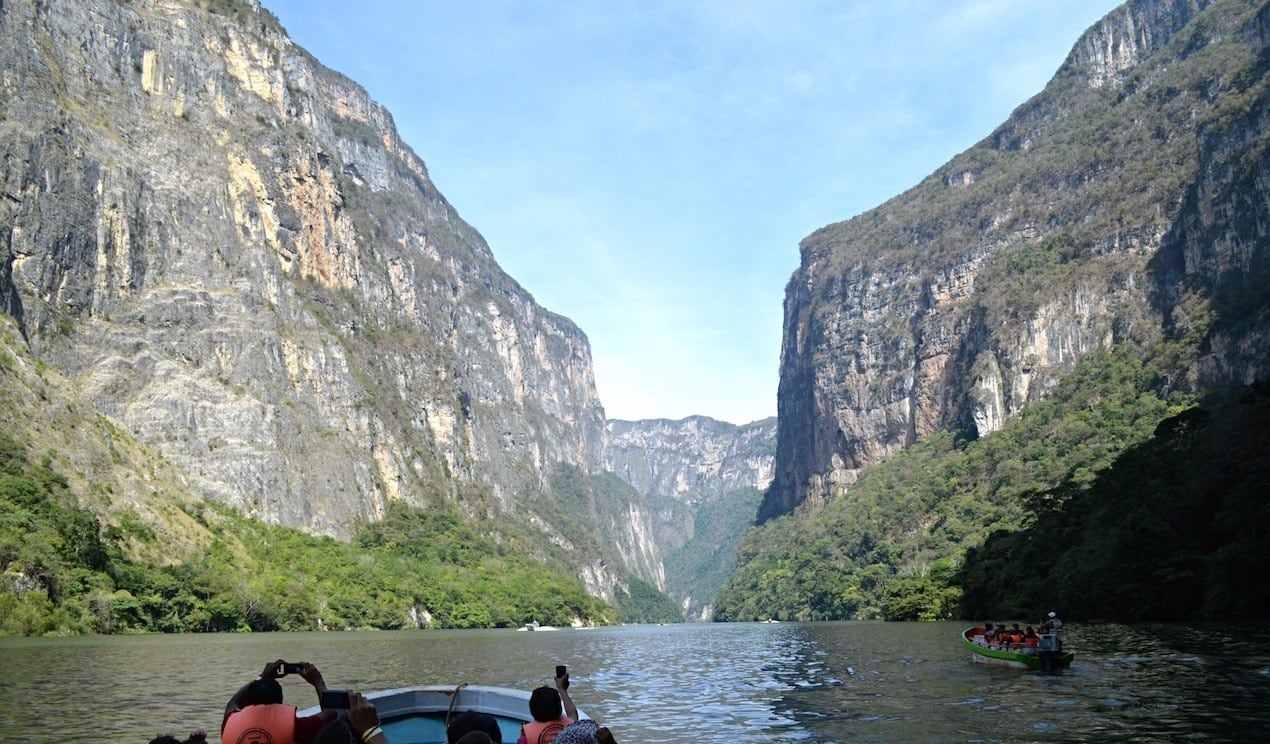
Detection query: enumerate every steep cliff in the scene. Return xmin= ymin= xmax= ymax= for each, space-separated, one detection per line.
xmin=762 ymin=0 xmax=1270 ymax=521
xmin=605 ymin=416 xmax=775 ymax=619
xmin=0 ymin=1 xmax=607 ymax=540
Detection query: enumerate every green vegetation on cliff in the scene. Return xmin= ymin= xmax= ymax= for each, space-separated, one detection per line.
xmin=957 ymin=383 xmax=1270 ymax=622
xmin=546 ymin=464 xmax=684 ymax=624
xmin=0 ymin=436 xmax=615 ymax=635
xmin=714 ymin=344 xmax=1196 ymax=622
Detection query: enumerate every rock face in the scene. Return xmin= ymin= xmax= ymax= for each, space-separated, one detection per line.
xmin=606 ymin=416 xmax=776 ymax=619
xmin=1 ymin=0 xmax=605 ymax=537
xmin=606 ymin=417 xmax=777 ymax=508
xmin=762 ymin=0 xmax=1270 ymax=521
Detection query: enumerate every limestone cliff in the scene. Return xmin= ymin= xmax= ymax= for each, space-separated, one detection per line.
xmin=762 ymin=0 xmax=1270 ymax=521
xmin=1 ymin=0 xmax=606 ymax=540
xmin=605 ymin=416 xmax=776 ymax=619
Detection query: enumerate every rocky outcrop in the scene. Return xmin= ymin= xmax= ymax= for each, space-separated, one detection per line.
xmin=0 ymin=0 xmax=604 ymax=538
xmin=605 ymin=416 xmax=776 ymax=507
xmin=762 ymin=0 xmax=1269 ymax=521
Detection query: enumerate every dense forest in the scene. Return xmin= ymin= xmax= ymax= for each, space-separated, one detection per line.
xmin=715 ymin=336 xmax=1269 ymax=623
xmin=713 ymin=343 xmax=1203 ymax=622
xmin=956 ymin=381 xmax=1270 ymax=622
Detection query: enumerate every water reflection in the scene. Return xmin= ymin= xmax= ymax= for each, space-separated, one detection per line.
xmin=4 ymin=622 xmax=1270 ymax=744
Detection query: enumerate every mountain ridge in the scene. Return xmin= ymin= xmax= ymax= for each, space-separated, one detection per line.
xmin=761 ymin=0 xmax=1268 ymax=522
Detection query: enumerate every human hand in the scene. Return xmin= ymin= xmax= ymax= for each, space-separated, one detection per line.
xmin=597 ymin=727 xmax=617 ymax=744
xmin=298 ymin=662 xmax=326 ymax=690
xmin=261 ymin=659 xmax=287 ymax=679
xmin=347 ymin=692 xmax=381 ymax=739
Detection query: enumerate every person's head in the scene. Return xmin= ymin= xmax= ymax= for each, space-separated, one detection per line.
xmin=553 ymin=720 xmax=600 ymax=744
xmin=454 ymin=734 xmax=494 ymax=744
xmin=242 ymin=678 xmax=285 ymax=706
xmin=529 ymin=686 xmax=563 ymax=722
xmin=1012 ymin=624 xmax=1021 ymax=630
xmin=149 ymin=736 xmax=181 ymax=744
xmin=448 ymin=711 xmax=502 ymax=744
xmin=984 ymin=623 xmax=993 ymax=629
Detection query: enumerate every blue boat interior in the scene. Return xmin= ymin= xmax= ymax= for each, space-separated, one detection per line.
xmin=381 ymin=711 xmax=523 ymax=744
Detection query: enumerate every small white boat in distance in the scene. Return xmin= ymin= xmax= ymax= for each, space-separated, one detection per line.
xmin=517 ymin=621 xmax=560 ymax=631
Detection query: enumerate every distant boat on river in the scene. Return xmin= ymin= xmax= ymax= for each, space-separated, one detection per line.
xmin=963 ymin=626 xmax=1073 ymax=671
xmin=517 ymin=620 xmax=560 ymax=631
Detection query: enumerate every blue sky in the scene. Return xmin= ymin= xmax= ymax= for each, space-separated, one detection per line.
xmin=263 ymin=0 xmax=1120 ymax=425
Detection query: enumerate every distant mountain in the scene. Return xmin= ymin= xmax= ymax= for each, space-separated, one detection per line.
xmin=605 ymin=416 xmax=776 ymax=619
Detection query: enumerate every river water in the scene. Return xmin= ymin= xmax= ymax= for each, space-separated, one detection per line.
xmin=3 ymin=621 xmax=1268 ymax=743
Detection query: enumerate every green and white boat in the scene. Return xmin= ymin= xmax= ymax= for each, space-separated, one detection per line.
xmin=963 ymin=626 xmax=1074 ymax=671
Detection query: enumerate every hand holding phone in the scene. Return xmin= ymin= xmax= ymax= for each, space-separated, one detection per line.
xmin=320 ymin=690 xmax=351 ymax=709
xmin=555 ymin=665 xmax=569 ymax=690
xmin=282 ymin=662 xmax=304 ymax=676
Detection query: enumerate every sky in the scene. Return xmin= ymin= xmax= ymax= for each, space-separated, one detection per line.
xmin=262 ymin=0 xmax=1120 ymax=425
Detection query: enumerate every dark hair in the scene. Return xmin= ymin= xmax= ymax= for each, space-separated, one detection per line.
xmin=529 ymin=686 xmax=562 ymax=723
xmin=242 ymin=678 xmax=285 ymax=706
xmin=149 ymin=737 xmax=182 ymax=744
xmin=448 ymin=711 xmax=503 ymax=744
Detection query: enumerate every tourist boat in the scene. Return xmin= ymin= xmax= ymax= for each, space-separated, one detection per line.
xmin=962 ymin=626 xmax=1074 ymax=671
xmin=298 ymin=684 xmax=587 ymax=743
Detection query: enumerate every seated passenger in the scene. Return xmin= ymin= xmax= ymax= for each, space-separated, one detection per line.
xmin=222 ymin=660 xmax=339 ymax=744
xmin=448 ymin=711 xmax=503 ymax=744
xmin=517 ymin=670 xmax=577 ymax=744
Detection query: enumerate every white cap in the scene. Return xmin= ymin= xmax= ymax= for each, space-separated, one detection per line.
xmin=1048 ymin=611 xmax=1057 ymax=617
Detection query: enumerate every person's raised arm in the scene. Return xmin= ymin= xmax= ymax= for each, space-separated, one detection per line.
xmin=555 ymin=672 xmax=577 ymax=722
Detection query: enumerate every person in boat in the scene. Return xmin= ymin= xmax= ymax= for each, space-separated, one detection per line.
xmin=1041 ymin=611 xmax=1064 ymax=650
xmin=222 ymin=660 xmax=340 ymax=744
xmin=517 ymin=669 xmax=578 ymax=744
xmin=448 ymin=711 xmax=503 ymax=744
xmin=982 ymin=623 xmax=997 ymax=647
xmin=311 ymin=691 xmax=391 ymax=744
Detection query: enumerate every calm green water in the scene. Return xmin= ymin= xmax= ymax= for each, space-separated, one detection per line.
xmin=3 ymin=621 xmax=1269 ymax=743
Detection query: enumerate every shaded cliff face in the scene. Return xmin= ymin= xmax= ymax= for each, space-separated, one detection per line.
xmin=0 ymin=0 xmax=605 ymax=536
xmin=763 ymin=0 xmax=1270 ymax=521
xmin=605 ymin=416 xmax=776 ymax=619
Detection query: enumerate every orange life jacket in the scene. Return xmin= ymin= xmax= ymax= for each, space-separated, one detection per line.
xmin=522 ymin=717 xmax=572 ymax=744
xmin=222 ymin=703 xmax=298 ymax=744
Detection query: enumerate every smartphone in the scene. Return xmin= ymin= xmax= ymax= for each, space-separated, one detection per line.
xmin=320 ymin=690 xmax=351 ymax=709
xmin=282 ymin=662 xmax=304 ymax=676
xmin=555 ymin=665 xmax=569 ymax=690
